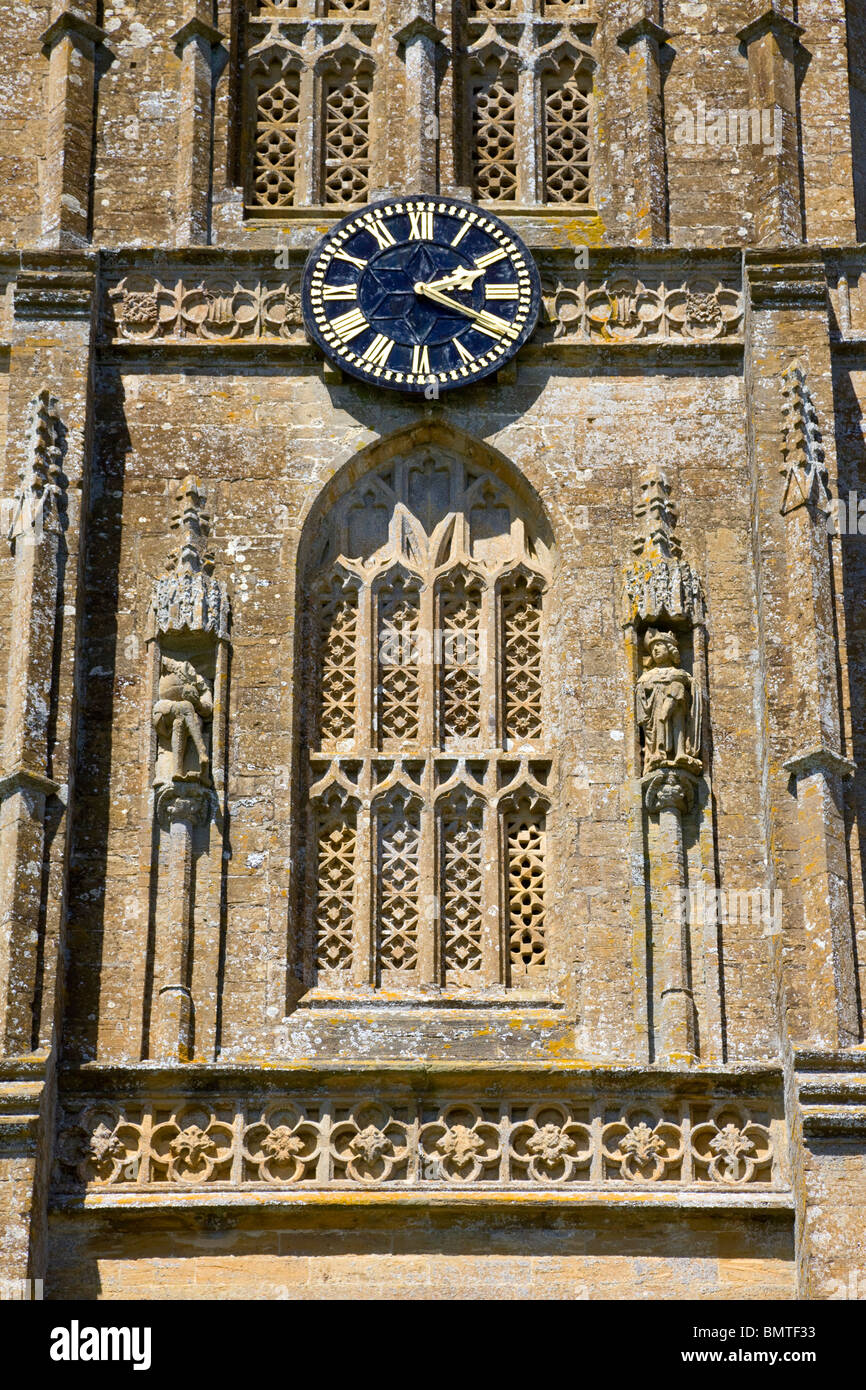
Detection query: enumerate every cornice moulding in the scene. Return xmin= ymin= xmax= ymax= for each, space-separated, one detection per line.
xmin=394 ymin=16 xmax=446 ymax=46
xmin=746 ymin=254 xmax=827 ymax=309
xmin=59 ymin=1059 xmax=785 ymax=1091
xmin=56 ymin=1188 xmax=796 ymax=1214
xmin=40 ymin=9 xmax=107 ymax=50
xmin=737 ymin=9 xmax=805 ymax=48
xmin=783 ymin=746 xmax=857 ymax=781
xmin=171 ymin=16 xmax=224 ymax=51
xmin=617 ymin=18 xmax=671 ymax=49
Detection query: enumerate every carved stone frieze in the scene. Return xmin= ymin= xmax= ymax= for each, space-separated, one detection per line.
xmin=551 ymin=274 xmax=743 ymax=344
xmin=108 ymin=273 xmax=304 ymax=343
xmin=57 ymin=1094 xmax=782 ymax=1191
xmin=103 ymin=263 xmax=745 ymax=351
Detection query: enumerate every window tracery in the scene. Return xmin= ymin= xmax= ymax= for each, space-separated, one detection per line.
xmin=239 ymin=1 xmax=594 ymax=212
xmin=241 ymin=1 xmax=378 ymax=210
xmin=301 ymin=445 xmax=554 ymax=993
xmin=463 ymin=9 xmax=595 ymax=206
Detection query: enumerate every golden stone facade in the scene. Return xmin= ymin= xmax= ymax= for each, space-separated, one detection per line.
xmin=1 ymin=0 xmax=866 ymax=1301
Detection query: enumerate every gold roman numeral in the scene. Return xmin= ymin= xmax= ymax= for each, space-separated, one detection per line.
xmin=362 ymin=333 xmax=394 ymax=366
xmin=408 ymin=207 xmax=434 ymax=240
xmin=411 ymin=344 xmax=430 ymax=373
xmin=486 ymin=283 xmax=519 ymax=300
xmin=454 ymin=338 xmax=475 ymax=365
xmin=322 ymin=284 xmax=358 ymax=300
xmin=474 ymin=247 xmax=508 ymax=270
xmin=474 ymin=308 xmax=511 ymax=339
xmin=331 ymin=307 xmax=368 ymax=342
xmin=365 ymin=217 xmax=396 ymax=250
xmin=333 ymin=249 xmax=368 ymax=269
xmin=451 ymin=221 xmax=471 ymax=247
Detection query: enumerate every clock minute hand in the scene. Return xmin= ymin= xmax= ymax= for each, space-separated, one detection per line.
xmin=413 ymin=281 xmax=511 ymax=336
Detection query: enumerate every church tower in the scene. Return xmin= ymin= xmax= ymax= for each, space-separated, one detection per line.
xmin=1 ymin=0 xmax=866 ymax=1300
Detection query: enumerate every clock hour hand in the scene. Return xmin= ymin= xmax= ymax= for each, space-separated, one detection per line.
xmin=413 ymin=281 xmax=476 ymax=318
xmin=423 ymin=267 xmax=486 ymax=294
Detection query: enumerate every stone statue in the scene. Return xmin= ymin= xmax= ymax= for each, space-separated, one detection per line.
xmin=153 ymin=656 xmax=213 ymax=784
xmin=636 ymin=628 xmax=703 ymax=775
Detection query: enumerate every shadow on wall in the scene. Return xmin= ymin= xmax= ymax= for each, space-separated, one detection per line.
xmin=833 ymin=364 xmax=866 ymax=1029
xmin=847 ymin=0 xmax=866 ymax=243
xmin=45 ymin=1206 xmax=796 ymax=1300
xmin=63 ymin=367 xmax=131 ymax=1063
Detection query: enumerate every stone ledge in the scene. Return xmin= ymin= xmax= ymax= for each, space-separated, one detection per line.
xmin=792 ymin=1047 xmax=866 ymax=1073
xmin=0 ymin=1113 xmax=40 ymax=1149
xmin=800 ymin=1108 xmax=866 ymax=1139
xmin=51 ymin=1188 xmax=795 ymax=1214
xmin=0 ymin=1052 xmax=50 ymax=1083
xmin=40 ymin=9 xmax=107 ymax=51
xmin=171 ymin=16 xmax=224 ymax=51
xmin=59 ymin=1060 xmax=785 ymax=1093
xmin=0 ymin=1075 xmax=46 ymax=1153
xmin=746 ymin=251 xmax=827 ymax=309
xmin=618 ymin=18 xmax=671 ymax=49
xmin=794 ymin=1050 xmax=866 ymax=1136
xmin=14 ymin=266 xmax=96 ymax=321
xmin=0 ymin=767 xmax=61 ymax=801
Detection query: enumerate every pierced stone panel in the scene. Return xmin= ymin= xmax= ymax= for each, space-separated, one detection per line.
xmin=502 ymin=574 xmax=544 ymax=743
xmin=377 ymin=791 xmax=421 ymax=977
xmin=471 ymin=66 xmax=519 ymax=202
xmin=324 ymin=64 xmax=373 ymax=205
xmin=251 ymin=63 xmax=301 ymax=208
xmin=318 ymin=575 xmax=358 ymax=743
xmin=378 ymin=575 xmax=422 ymax=746
xmin=440 ymin=794 xmax=484 ymax=982
xmin=543 ymin=65 xmax=592 ymax=205
xmin=507 ymin=799 xmax=547 ymax=976
xmin=315 ymin=799 xmax=357 ymax=974
xmin=439 ymin=573 xmax=483 ymax=745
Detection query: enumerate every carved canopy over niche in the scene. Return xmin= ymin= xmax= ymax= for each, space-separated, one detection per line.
xmin=297 ymin=442 xmax=555 ymax=996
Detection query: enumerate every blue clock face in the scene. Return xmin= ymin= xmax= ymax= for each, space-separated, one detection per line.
xmin=302 ymin=197 xmax=541 ymax=393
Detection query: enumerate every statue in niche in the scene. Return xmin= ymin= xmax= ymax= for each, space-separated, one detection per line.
xmin=636 ymin=628 xmax=703 ymax=775
xmin=153 ymin=656 xmax=213 ymax=785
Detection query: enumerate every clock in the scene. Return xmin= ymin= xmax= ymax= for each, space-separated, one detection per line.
xmin=302 ymin=196 xmax=541 ymax=393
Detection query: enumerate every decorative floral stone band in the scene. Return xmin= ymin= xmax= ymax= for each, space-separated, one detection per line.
xmin=58 ymin=1097 xmax=782 ymax=1191
xmin=551 ymin=274 xmax=743 ymax=343
xmin=102 ymin=269 xmax=744 ymax=348
xmin=106 ymin=274 xmax=305 ymax=342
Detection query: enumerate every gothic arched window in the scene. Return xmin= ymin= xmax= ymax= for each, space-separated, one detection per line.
xmin=299 ymin=445 xmax=554 ymax=993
